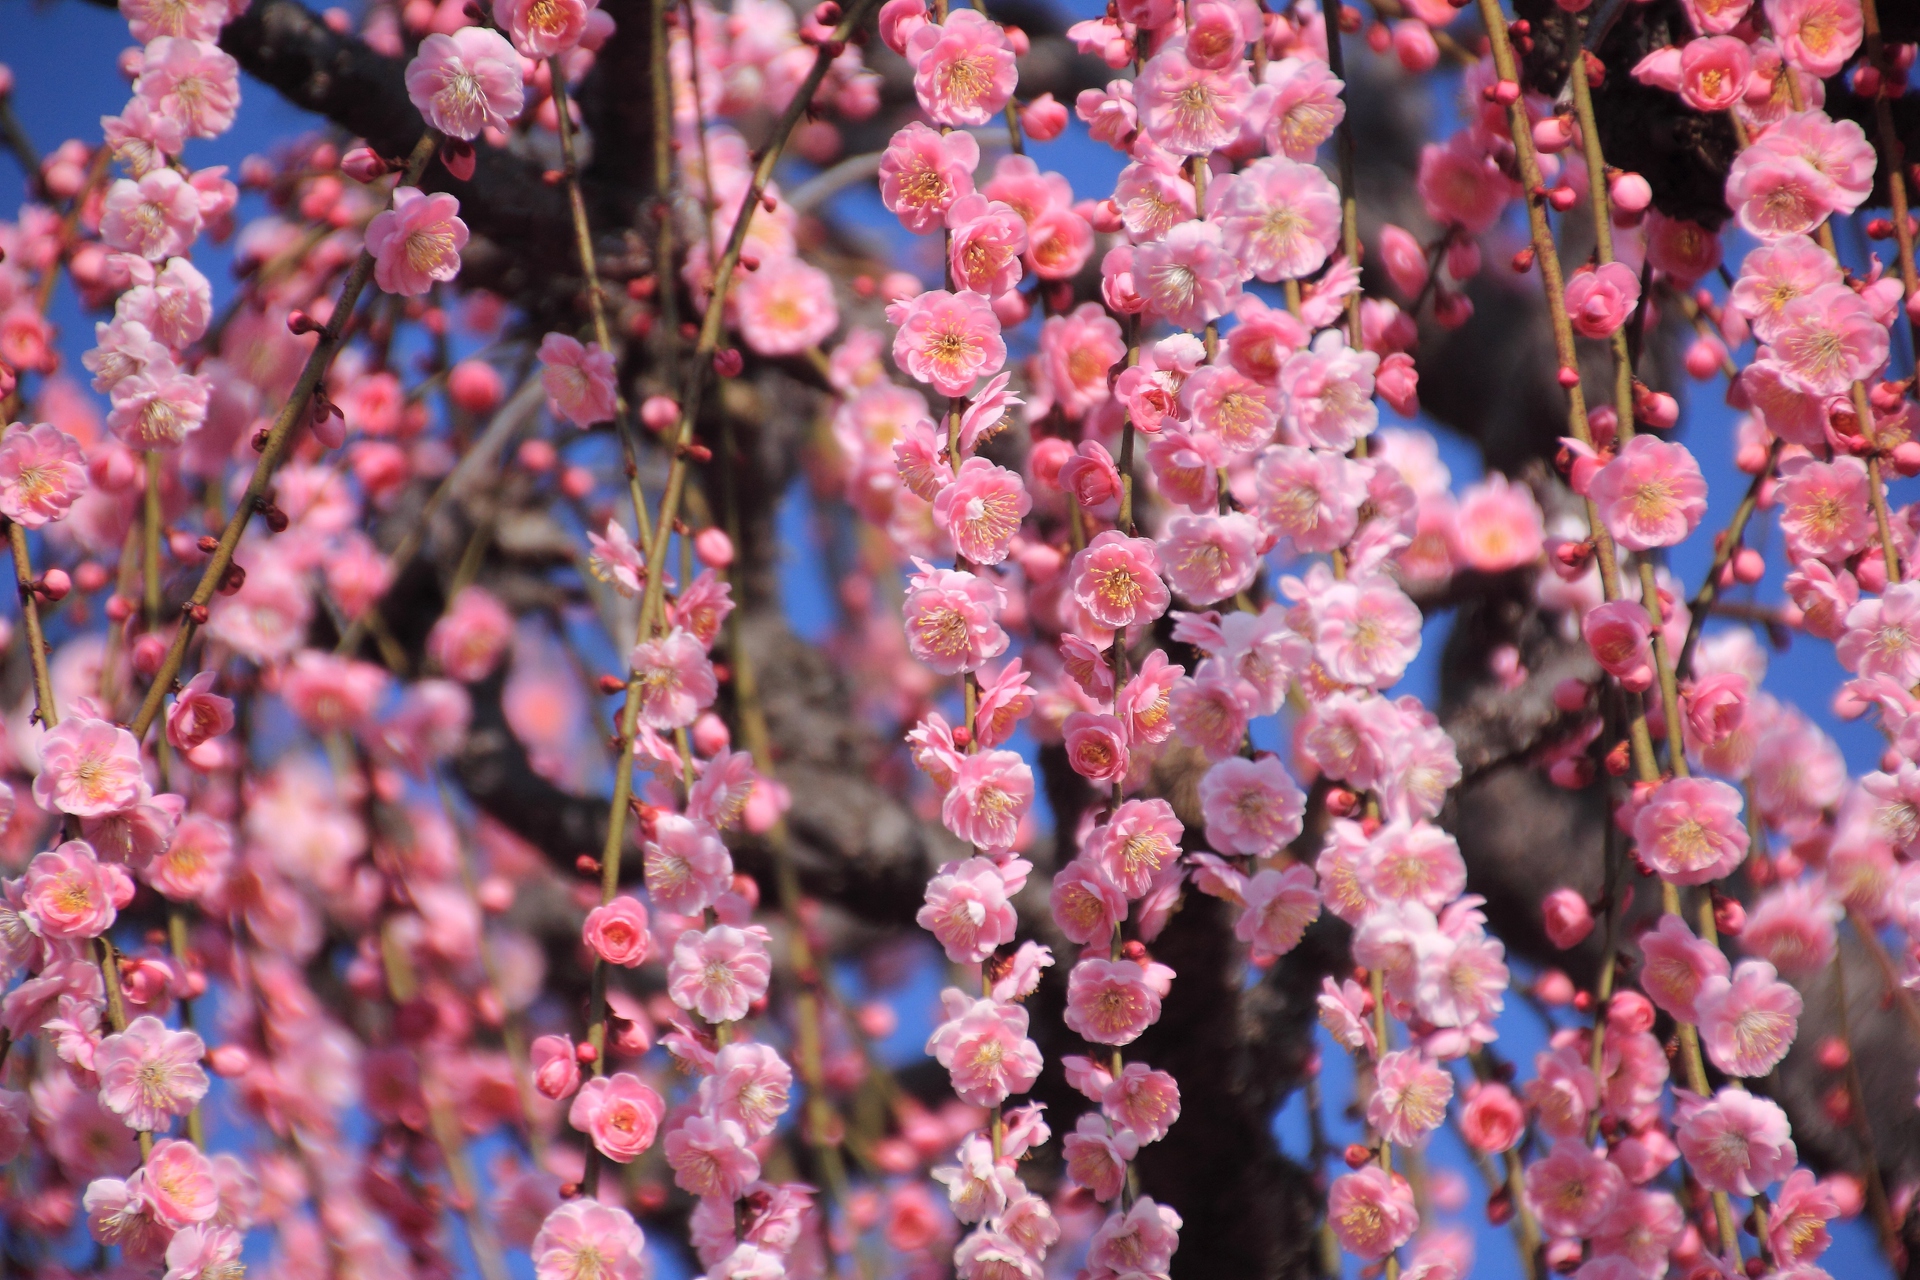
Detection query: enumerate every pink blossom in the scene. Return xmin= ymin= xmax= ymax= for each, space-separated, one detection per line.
xmin=1524 ymin=1140 xmax=1623 ymax=1238
xmin=1058 ymin=438 xmax=1122 ymax=511
xmin=972 ymin=660 xmax=1034 ymax=749
xmin=1770 ymin=283 xmax=1888 ymax=395
xmin=1675 ymin=1087 xmax=1796 ymax=1195
xmin=1677 ymin=36 xmax=1752 ymax=111
xmin=365 ymin=187 xmax=467 ymax=297
xmin=1070 ymin=531 xmax=1171 ymax=631
xmin=531 ymin=1200 xmax=647 ymax=1280
xmin=1776 ymin=455 xmax=1874 ymax=564
xmin=117 ymin=256 xmax=213 ymax=350
xmin=568 ymin=1072 xmax=666 ymax=1162
xmin=1026 ymin=205 xmax=1095 ymax=281
xmin=918 ymin=856 xmax=1020 ymax=963
xmin=1064 ymin=957 xmax=1171 ymax=1045
xmin=144 ymin=1137 xmax=219 ymax=1226
xmin=1063 ymin=1113 xmax=1139 ymax=1201
xmin=702 ymin=1042 xmax=792 ymax=1140
xmin=628 ymin=628 xmax=717 ymax=730
xmin=107 ymin=367 xmax=210 ymax=449
xmin=1051 ymin=859 xmax=1129 ymax=944
xmin=1637 ymin=912 xmax=1730 ymax=1023
xmin=1587 ymin=434 xmax=1708 ymax=551
xmin=1838 ymin=582 xmax=1920 ymax=684
xmin=888 ymin=289 xmax=1005 ymax=396
xmin=163 ymin=1223 xmax=243 ymax=1280
xmin=95 ymin=1015 xmax=207 ymax=1132
xmin=1263 ymin=57 xmax=1346 ymax=160
xmin=1199 ymin=755 xmax=1306 ymax=855
xmin=1156 ymin=512 xmax=1261 ymax=605
xmin=495 ymin=0 xmax=599 ymax=58
xmin=1036 ymin=303 xmax=1125 ymax=421
xmin=1451 ymin=473 xmax=1544 ymax=572
xmin=1416 ymin=133 xmax=1512 ymax=233
xmin=1062 ymin=710 xmax=1130 ymax=783
xmin=941 ymin=749 xmax=1033 ymax=851
xmin=1212 ymin=156 xmax=1340 ymax=282
xmin=135 ymin=38 xmax=240 ymax=139
xmin=1368 ymin=1048 xmax=1454 ymax=1147
xmin=643 ymin=812 xmax=733 ymax=914
xmin=1088 ymin=798 xmax=1184 ymax=898
xmin=1762 ymin=110 xmax=1876 ymax=213
xmin=1314 ymin=578 xmax=1422 ymax=688
xmin=1542 ymin=888 xmax=1594 ymax=949
xmin=946 ymin=195 xmax=1026 ymax=296
xmin=666 ymin=1114 xmax=760 ymax=1199
xmin=1730 ymin=235 xmax=1840 ymax=345
xmin=166 ymin=671 xmax=233 ymax=752
xmin=1696 ymin=958 xmax=1802 ymax=1077
xmin=427 ymin=584 xmax=514 ymax=682
xmin=405 ymin=28 xmax=525 ymax=140
xmin=1363 ymin=821 xmax=1466 ymax=912
xmin=1459 ymin=1081 xmax=1524 ymax=1153
xmin=933 ymin=457 xmax=1030 ymax=567
xmin=1087 ymin=1196 xmax=1181 ymax=1273
xmin=926 ymin=990 xmax=1043 ymax=1105
xmin=1328 ymin=1166 xmax=1420 ymax=1261
xmin=1134 ymin=45 xmax=1252 ymax=154
xmin=121 ymin=0 xmax=229 ymax=41
xmin=1765 ymin=0 xmax=1862 ymax=75
xmin=85 ymin=1173 xmax=171 ymax=1260
xmin=1100 ymin=1064 xmax=1181 ymax=1146
xmin=583 ymin=896 xmax=651 ymax=968
xmin=36 ymin=717 xmax=145 ymax=818
xmin=1564 ymin=262 xmax=1641 ymax=339
xmin=1134 ymin=220 xmax=1242 ymax=331
xmin=1768 ymin=1168 xmax=1838 ymax=1265
xmin=0 ymin=422 xmax=85 ymax=527
xmin=668 ymin=924 xmax=772 ymax=1023
xmin=539 ymin=332 xmax=618 ymax=428
xmin=1632 ymin=776 xmax=1748 ymax=885
xmin=1237 ymin=865 xmax=1321 ymax=964
xmin=529 ymin=1034 xmax=581 ymax=1100
xmin=1113 ymin=156 xmax=1196 ymax=244
xmin=1582 ymin=599 xmax=1655 ymax=691
xmin=737 ymin=257 xmax=840 ymax=356
xmin=1280 ymin=331 xmax=1380 ymax=451
xmin=1183 ymin=364 xmax=1282 ymax=454
xmin=904 ymin=560 xmax=1007 ymax=675
xmin=907 ymin=10 xmax=1017 ymax=126
xmin=1253 ymin=444 xmax=1366 ymax=552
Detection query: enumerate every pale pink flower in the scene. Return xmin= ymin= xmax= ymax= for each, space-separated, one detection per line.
xmin=427 ymin=585 xmax=513 ymax=682
xmin=888 ymin=289 xmax=1005 ymax=396
xmin=1070 ymin=531 xmax=1171 ymax=631
xmin=107 ymin=366 xmax=210 ymax=450
xmin=1156 ymin=512 xmax=1260 ymax=605
xmin=1582 ymin=600 xmax=1656 ymax=691
xmin=1765 ymin=0 xmax=1862 ymax=75
xmin=1762 ymin=110 xmax=1876 ymax=213
xmin=1637 ymin=912 xmax=1729 ymax=1023
xmin=1328 ymin=1166 xmax=1420 ymax=1261
xmin=1730 ymin=236 xmax=1839 ymax=345
xmin=1087 ymin=1196 xmax=1181 ymax=1275
xmin=946 ymin=194 xmax=1027 ymax=297
xmin=85 ymin=1173 xmax=170 ymax=1260
xmin=1280 ymin=331 xmax=1380 ymax=451
xmin=1134 ymin=44 xmax=1252 ymax=155
xmin=495 ymin=0 xmax=600 ymax=58
xmin=144 ymin=1137 xmax=219 ymax=1227
xmin=1199 ymin=755 xmax=1306 ymax=856
xmin=529 ymin=1034 xmax=580 ymax=1101
xmin=1051 ymin=859 xmax=1128 ymax=944
xmin=539 ymin=332 xmax=618 ymax=428
xmin=0 ymin=422 xmax=86 ymax=527
xmin=1183 ymin=364 xmax=1283 ymax=454
xmin=36 ymin=718 xmax=145 ymax=817
xmin=941 ymin=749 xmax=1033 ymax=851
xmin=1368 ymin=1049 xmax=1454 ymax=1147
xmin=643 ymin=812 xmax=733 ymax=914
xmin=702 ymin=1042 xmax=792 ymax=1140
xmin=933 ymin=457 xmax=1030 ymax=567
xmin=586 ymin=517 xmax=648 ymax=596
xmin=1696 ymin=958 xmax=1802 ymax=1078
xmin=1098 ymin=1065 xmax=1181 ymax=1146
xmin=365 ymin=187 xmax=467 ymax=296
xmin=1675 ymin=1087 xmax=1795 ymax=1195
xmin=1727 ymin=149 xmax=1840 ymax=242
xmin=1363 ymin=821 xmax=1466 ymax=912
xmin=927 ymin=990 xmax=1043 ymax=1105
xmin=1632 ymin=776 xmax=1748 ymax=885
xmin=1114 ymin=155 xmax=1196 ymax=244
xmin=1036 ymin=303 xmax=1125 ymax=421
xmin=668 ymin=924 xmax=772 ymax=1023
xmin=628 ymin=628 xmax=717 ymax=730
xmin=135 ymin=38 xmax=240 ymax=139
xmin=738 ymin=256 xmax=839 ymax=356
xmin=1062 ymin=710 xmax=1130 ymax=783
xmin=1451 ymin=473 xmax=1544 ymax=572
xmin=1264 ymin=56 xmax=1347 ymax=160
xmin=1314 ymin=577 xmax=1422 ymax=688
xmin=666 ymin=1114 xmax=760 ymax=1199
xmin=583 ymin=896 xmax=651 ymax=968
xmin=1064 ymin=957 xmax=1171 ymax=1045
xmin=567 ymin=1072 xmax=666 ymax=1162
xmin=1212 ymin=156 xmax=1340 ymax=282
xmin=1088 ymin=798 xmax=1184 ymax=899
xmin=1587 ymin=434 xmax=1708 ymax=551
xmin=101 ymin=169 xmax=204 ymax=261
xmin=1253 ymin=444 xmax=1365 ymax=552
xmin=1768 ymin=1168 xmax=1838 ymax=1266
xmin=532 ymin=1200 xmax=647 ymax=1280
xmin=918 ymin=856 xmax=1020 ymax=964
xmin=1770 ymin=283 xmax=1888 ymax=395
xmin=878 ymin=123 xmax=978 ymax=234
xmin=95 ymin=1015 xmax=207 ymax=1132
xmin=121 ymin=0 xmax=229 ymax=41
xmin=1776 ymin=455 xmax=1874 ymax=564
xmin=1134 ymin=220 xmax=1242 ymax=331
xmin=145 ymin=813 xmax=232 ymax=903
xmin=1838 ymin=582 xmax=1920 ymax=684
xmin=1062 ymin=1113 xmax=1139 ymax=1201
xmin=163 ymin=1222 xmax=243 ymax=1280
xmin=405 ymin=28 xmax=525 ymax=140
xmin=1564 ymin=262 xmax=1641 ymax=339
xmin=1237 ymin=865 xmax=1321 ymax=964
xmin=903 ymin=560 xmax=1007 ymax=674
xmin=1524 ymin=1140 xmax=1623 ymax=1238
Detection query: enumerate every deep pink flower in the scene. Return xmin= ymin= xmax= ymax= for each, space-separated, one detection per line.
xmin=665 ymin=1114 xmax=760 ymax=1199
xmin=531 ymin=1200 xmax=647 ymax=1280
xmin=1050 ymin=858 xmax=1128 ymax=944
xmin=1416 ymin=133 xmax=1512 ymax=234
xmin=1582 ymin=599 xmax=1656 ymax=691
xmin=567 ymin=1072 xmax=666 ymax=1162
xmin=946 ymin=195 xmax=1027 ymax=296
xmin=1459 ymin=1081 xmax=1525 ymax=1153
xmin=1064 ymin=957 xmax=1172 ymax=1045
xmin=495 ymin=0 xmax=599 ymax=58
xmin=888 ymin=289 xmax=1005 ymax=396
xmin=529 ymin=1034 xmax=581 ymax=1101
xmin=145 ymin=813 xmax=233 ymax=903
xmin=96 ymin=1015 xmax=208 ymax=1132
xmin=405 ymin=28 xmax=525 ymax=140
xmin=903 ymin=560 xmax=1008 ymax=675
xmin=1134 ymin=220 xmax=1243 ymax=331
xmin=166 ymin=672 xmax=234 ymax=752
xmin=365 ymin=187 xmax=467 ymax=297
xmin=1587 ymin=434 xmax=1708 ymax=551
xmin=583 ymin=896 xmax=651 ymax=967
xmin=933 ymin=457 xmax=1030 ymax=567
xmin=1070 ymin=531 xmax=1171 ymax=632
xmin=1564 ymin=262 xmax=1641 ymax=339
xmin=941 ymin=749 xmax=1033 ymax=851
xmin=878 ymin=123 xmax=978 ymax=234
xmin=1062 ymin=710 xmax=1130 ymax=784
xmin=1328 ymin=1166 xmax=1420 ymax=1261
xmin=1183 ymin=364 xmax=1282 ymax=454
